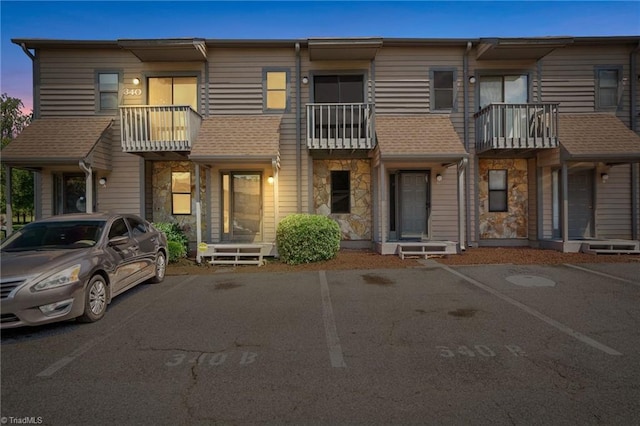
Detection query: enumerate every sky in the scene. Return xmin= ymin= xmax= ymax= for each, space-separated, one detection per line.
xmin=1 ymin=0 xmax=639 ymax=113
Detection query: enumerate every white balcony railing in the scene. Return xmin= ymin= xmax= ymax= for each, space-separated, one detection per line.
xmin=306 ymin=103 xmax=375 ymax=150
xmin=474 ymin=103 xmax=559 ymax=153
xmin=120 ymin=105 xmax=202 ymax=153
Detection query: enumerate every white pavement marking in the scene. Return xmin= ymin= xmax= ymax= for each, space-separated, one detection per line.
xmin=563 ymin=264 xmax=640 ymax=287
xmin=440 ymin=265 xmax=622 ymax=356
xmin=319 ymin=270 xmax=347 ymax=368
xmin=37 ymin=276 xmax=198 ymax=377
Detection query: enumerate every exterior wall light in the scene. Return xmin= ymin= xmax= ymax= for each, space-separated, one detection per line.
xmin=468 ymin=76 xmax=476 ymax=84
xmin=267 ymin=176 xmax=274 ymax=184
xmin=132 ymin=78 xmax=141 ymax=85
xmin=601 ymin=173 xmax=609 ymax=183
xmin=302 ymin=76 xmax=309 ymax=85
xmin=98 ymin=177 xmax=107 ymax=186
xmin=436 ymin=174 xmax=443 ymax=183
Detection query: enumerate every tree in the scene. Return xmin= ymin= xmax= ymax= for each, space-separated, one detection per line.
xmin=1 ymin=93 xmax=34 ymax=223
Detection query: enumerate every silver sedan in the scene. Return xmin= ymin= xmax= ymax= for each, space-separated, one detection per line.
xmin=1 ymin=213 xmax=168 ymax=328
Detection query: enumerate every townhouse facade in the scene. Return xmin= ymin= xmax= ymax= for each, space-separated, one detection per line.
xmin=3 ymin=36 xmax=640 ymax=259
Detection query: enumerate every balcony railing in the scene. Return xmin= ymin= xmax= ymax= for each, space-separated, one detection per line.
xmin=120 ymin=105 xmax=202 ymax=153
xmin=306 ymin=103 xmax=375 ymax=150
xmin=474 ymin=103 xmax=559 ymax=153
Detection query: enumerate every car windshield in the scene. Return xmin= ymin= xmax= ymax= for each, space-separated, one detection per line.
xmin=1 ymin=220 xmax=107 ymax=252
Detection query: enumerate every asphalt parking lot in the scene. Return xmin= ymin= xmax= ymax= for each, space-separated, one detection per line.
xmin=1 ymin=261 xmax=639 ymax=425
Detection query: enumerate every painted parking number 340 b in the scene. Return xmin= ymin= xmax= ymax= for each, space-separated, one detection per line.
xmin=437 ymin=345 xmax=526 ymax=358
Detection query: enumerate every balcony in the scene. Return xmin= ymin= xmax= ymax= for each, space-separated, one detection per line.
xmin=306 ymin=103 xmax=375 ymax=150
xmin=120 ymin=105 xmax=202 ymax=154
xmin=474 ymin=103 xmax=559 ymax=154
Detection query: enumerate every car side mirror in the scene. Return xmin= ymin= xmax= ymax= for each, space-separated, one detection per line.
xmin=108 ymin=235 xmax=129 ymax=246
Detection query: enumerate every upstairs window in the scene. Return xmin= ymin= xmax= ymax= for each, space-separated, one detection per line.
xmin=264 ymin=70 xmax=288 ymax=112
xmin=331 ymin=171 xmax=350 ymax=214
xmin=431 ymin=69 xmax=456 ymax=111
xmin=488 ymin=170 xmax=508 ymax=212
xmin=97 ymin=72 xmax=119 ymax=112
xmin=595 ymin=67 xmax=621 ymax=110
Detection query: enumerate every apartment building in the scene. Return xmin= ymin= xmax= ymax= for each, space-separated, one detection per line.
xmin=3 ymin=36 xmax=639 ymax=259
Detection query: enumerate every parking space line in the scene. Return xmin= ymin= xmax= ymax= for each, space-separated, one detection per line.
xmin=319 ymin=270 xmax=347 ymax=368
xmin=37 ymin=276 xmax=198 ymax=377
xmin=440 ymin=265 xmax=622 ymax=356
xmin=563 ymin=264 xmax=640 ymax=287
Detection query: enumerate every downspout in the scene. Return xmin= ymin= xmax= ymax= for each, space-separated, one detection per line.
xmin=631 ymin=42 xmax=639 ymax=240
xmin=20 ymin=43 xmax=38 ymax=119
xmin=295 ymin=42 xmax=302 ymax=212
xmin=4 ymin=165 xmax=13 ymax=237
xmin=457 ymin=158 xmax=468 ymax=250
xmin=79 ymin=160 xmax=93 ymax=213
xmin=463 ymin=41 xmax=472 ymax=248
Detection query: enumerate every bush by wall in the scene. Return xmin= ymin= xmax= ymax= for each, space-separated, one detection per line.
xmin=153 ymin=222 xmax=188 ymax=263
xmin=276 ymin=214 xmax=341 ymax=265
xmin=166 ymin=240 xmax=187 ymax=263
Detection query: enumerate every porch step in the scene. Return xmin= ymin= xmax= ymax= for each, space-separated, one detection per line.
xmin=397 ymin=242 xmax=457 ymax=260
xmin=580 ymin=241 xmax=640 ymax=255
xmin=203 ymin=244 xmax=264 ymax=266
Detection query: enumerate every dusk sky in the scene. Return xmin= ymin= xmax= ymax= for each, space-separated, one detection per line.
xmin=1 ymin=1 xmax=639 ymax=113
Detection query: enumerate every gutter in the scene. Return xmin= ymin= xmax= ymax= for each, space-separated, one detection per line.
xmin=630 ymin=42 xmax=640 ymax=239
xmin=295 ymin=42 xmax=302 ymax=212
xmin=78 ymin=160 xmax=93 ymax=213
xmin=463 ymin=41 xmax=473 ymax=250
xmin=19 ymin=43 xmax=38 ymax=119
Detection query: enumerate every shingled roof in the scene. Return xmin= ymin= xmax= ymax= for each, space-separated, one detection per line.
xmin=559 ymin=113 xmax=640 ymax=161
xmin=376 ymin=115 xmax=467 ymax=160
xmin=190 ymin=115 xmax=281 ymax=161
xmin=1 ymin=117 xmax=113 ymax=166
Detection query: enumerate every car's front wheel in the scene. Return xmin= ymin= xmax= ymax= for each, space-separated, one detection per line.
xmin=149 ymin=251 xmax=166 ymax=284
xmin=77 ymin=275 xmax=108 ymax=323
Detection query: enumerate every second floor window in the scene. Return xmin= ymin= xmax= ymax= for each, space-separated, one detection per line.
xmin=595 ymin=67 xmax=621 ymax=110
xmin=264 ymin=70 xmax=288 ymax=111
xmin=98 ymin=73 xmax=119 ymax=112
xmin=431 ymin=70 xmax=455 ymax=111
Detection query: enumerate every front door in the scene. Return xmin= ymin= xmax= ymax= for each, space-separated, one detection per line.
xmin=568 ymin=169 xmax=594 ymax=239
xmin=400 ymin=172 xmax=429 ymax=239
xmin=222 ymin=172 xmax=262 ymax=241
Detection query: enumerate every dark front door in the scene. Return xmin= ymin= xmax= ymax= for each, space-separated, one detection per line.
xmin=400 ymin=172 xmax=429 ymax=239
xmin=568 ymin=169 xmax=594 ymax=239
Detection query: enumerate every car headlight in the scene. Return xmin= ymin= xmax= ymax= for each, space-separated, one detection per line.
xmin=31 ymin=264 xmax=82 ymax=291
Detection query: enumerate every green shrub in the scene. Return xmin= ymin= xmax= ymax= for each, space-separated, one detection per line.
xmin=167 ymin=240 xmax=187 ymax=263
xmin=153 ymin=222 xmax=188 ymax=263
xmin=276 ymin=214 xmax=341 ymax=265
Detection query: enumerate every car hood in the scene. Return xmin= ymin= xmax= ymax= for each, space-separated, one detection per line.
xmin=0 ymin=249 xmax=90 ymax=279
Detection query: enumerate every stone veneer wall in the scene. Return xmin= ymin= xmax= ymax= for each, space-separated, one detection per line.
xmin=152 ymin=161 xmax=206 ymax=245
xmin=313 ymin=159 xmax=371 ymax=240
xmin=478 ymin=159 xmax=528 ymax=239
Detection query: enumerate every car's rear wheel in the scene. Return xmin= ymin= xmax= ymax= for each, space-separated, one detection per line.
xmin=77 ymin=275 xmax=108 ymax=323
xmin=149 ymin=251 xmax=166 ymax=284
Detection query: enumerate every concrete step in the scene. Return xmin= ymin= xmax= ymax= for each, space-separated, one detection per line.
xmin=397 ymin=242 xmax=457 ymax=260
xmin=580 ymin=240 xmax=640 ymax=255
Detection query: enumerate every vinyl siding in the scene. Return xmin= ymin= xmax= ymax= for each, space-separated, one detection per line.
xmin=596 ymin=164 xmax=633 ymax=239
xmin=38 ymin=49 xmax=135 ymax=117
xmin=374 ymin=46 xmax=466 ymax=243
xmin=541 ymin=45 xmax=632 ymax=123
xmin=205 ymin=47 xmax=300 ymax=242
